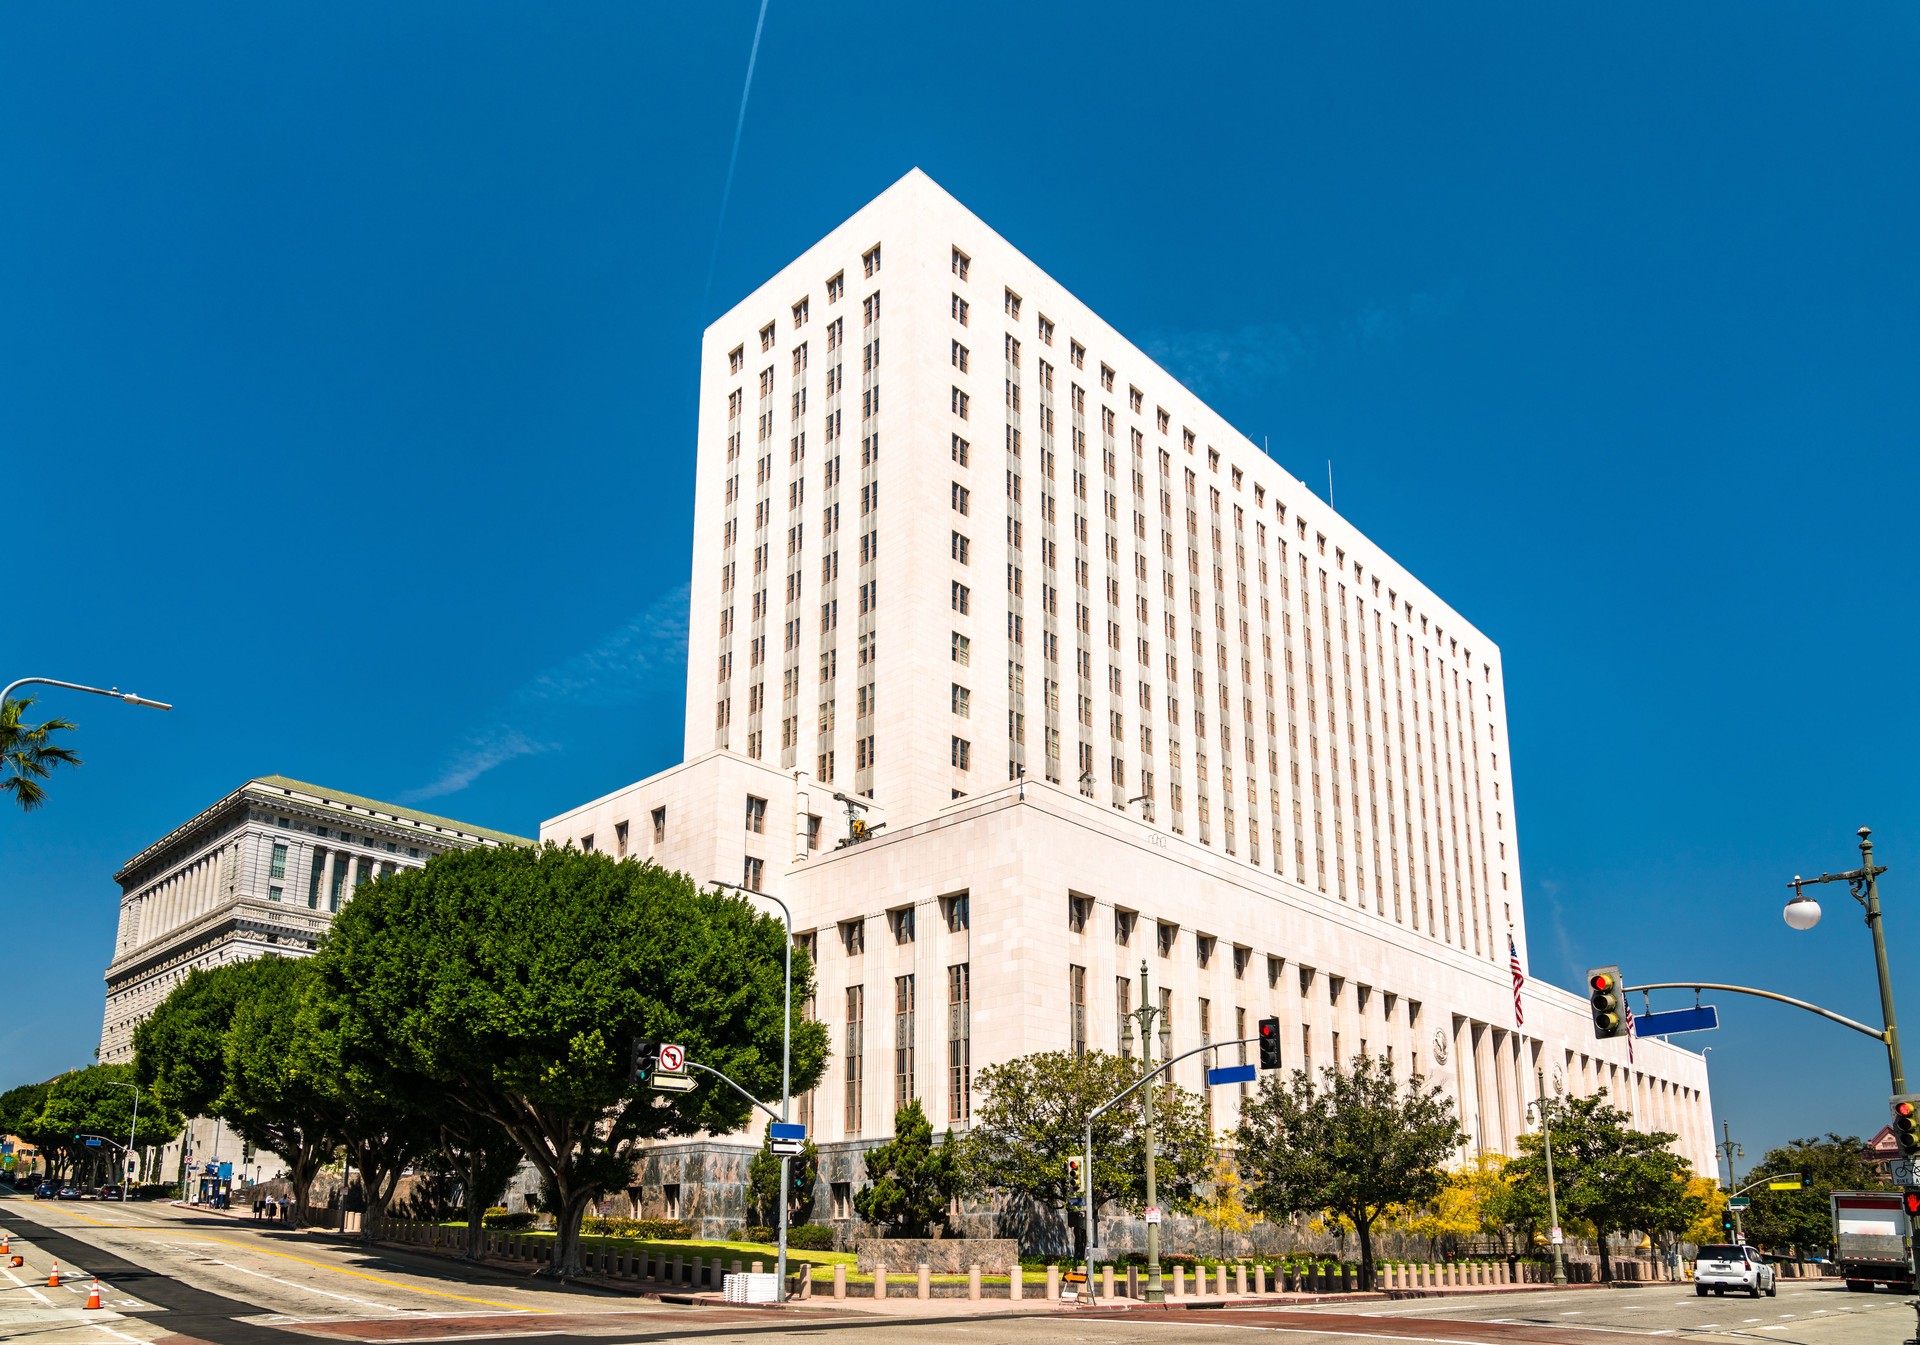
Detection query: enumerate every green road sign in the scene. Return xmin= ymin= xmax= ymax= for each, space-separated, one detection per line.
xmin=1727 ymin=1196 xmax=1751 ymax=1209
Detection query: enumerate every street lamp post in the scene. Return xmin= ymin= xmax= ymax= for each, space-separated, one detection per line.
xmin=1119 ymin=959 xmax=1170 ymax=1302
xmin=1782 ymin=827 xmax=1904 ymax=1095
xmin=108 ymin=1082 xmax=140 ymax=1199
xmin=712 ymin=878 xmax=794 ymax=1303
xmin=1 ymin=678 xmax=173 ymax=714
xmin=1529 ymin=1068 xmax=1567 ymax=1286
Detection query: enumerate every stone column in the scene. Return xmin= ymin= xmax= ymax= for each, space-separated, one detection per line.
xmin=320 ymin=851 xmax=337 ymax=910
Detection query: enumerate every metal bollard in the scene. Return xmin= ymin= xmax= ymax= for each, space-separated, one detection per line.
xmin=1102 ymin=1265 xmax=1114 ymax=1300
xmin=968 ymin=1264 xmax=981 ymax=1300
xmin=1047 ymin=1265 xmax=1059 ymax=1300
xmin=917 ymin=1264 xmax=931 ymax=1300
xmin=874 ymin=1264 xmax=888 ymax=1300
xmin=834 ymin=1263 xmax=846 ymax=1299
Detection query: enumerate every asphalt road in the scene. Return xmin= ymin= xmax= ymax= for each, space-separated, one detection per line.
xmin=2 ymin=1191 xmax=1913 ymax=1345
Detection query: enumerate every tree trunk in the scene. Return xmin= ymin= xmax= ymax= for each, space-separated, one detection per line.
xmin=1596 ymin=1226 xmax=1613 ymax=1282
xmin=1355 ymin=1214 xmax=1376 ymax=1292
xmin=549 ymin=1186 xmax=594 ymax=1278
xmin=463 ymin=1152 xmax=486 ymax=1261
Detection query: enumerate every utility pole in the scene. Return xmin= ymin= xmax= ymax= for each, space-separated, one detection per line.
xmin=1719 ymin=1121 xmax=1745 ymax=1240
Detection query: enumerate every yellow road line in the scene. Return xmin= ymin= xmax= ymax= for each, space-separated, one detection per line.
xmin=44 ymin=1205 xmax=547 ymax=1315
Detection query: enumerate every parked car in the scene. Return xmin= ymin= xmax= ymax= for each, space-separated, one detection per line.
xmin=1695 ymin=1243 xmax=1776 ymax=1297
xmin=34 ymin=1181 xmax=57 ymax=1200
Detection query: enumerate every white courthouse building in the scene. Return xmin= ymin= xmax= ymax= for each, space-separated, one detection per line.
xmin=544 ymin=169 xmax=1714 ymax=1232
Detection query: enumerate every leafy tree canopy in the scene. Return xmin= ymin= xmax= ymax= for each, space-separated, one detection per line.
xmin=963 ymin=1049 xmax=1214 ymax=1250
xmin=1741 ymin=1134 xmax=1889 ymax=1254
xmin=1503 ymin=1089 xmax=1699 ymax=1280
xmin=15 ymin=1065 xmax=181 ymax=1181
xmin=855 ymin=1099 xmax=961 ymax=1237
xmin=1236 ymin=1053 xmax=1465 ymax=1289
xmin=219 ymin=956 xmax=341 ymax=1224
xmin=316 ymin=843 xmax=824 ymax=1276
xmin=133 ymin=960 xmax=252 ymax=1118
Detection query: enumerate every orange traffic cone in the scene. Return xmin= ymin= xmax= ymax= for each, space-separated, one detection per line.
xmin=47 ymin=1261 xmax=59 ymax=1288
xmin=1 ymin=1232 xmax=9 ymax=1254
xmin=85 ymin=1280 xmax=101 ymax=1310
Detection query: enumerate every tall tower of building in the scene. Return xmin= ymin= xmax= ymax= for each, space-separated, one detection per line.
xmin=550 ymin=170 xmax=1715 ymax=1234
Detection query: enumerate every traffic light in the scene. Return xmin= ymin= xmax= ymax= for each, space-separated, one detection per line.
xmin=1903 ymin=1189 xmax=1920 ymax=1219
xmin=1721 ymin=1210 xmax=1735 ymax=1235
xmin=1587 ymin=966 xmax=1626 ymax=1040
xmin=1258 ymin=1017 xmax=1282 ymax=1070
xmin=630 ymin=1039 xmax=658 ymax=1084
xmin=793 ymin=1166 xmax=809 ymax=1196
xmin=1066 ymin=1156 xmax=1083 ymax=1190
xmin=1891 ymin=1094 xmax=1920 ymax=1156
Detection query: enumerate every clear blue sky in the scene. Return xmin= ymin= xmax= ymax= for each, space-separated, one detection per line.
xmin=3 ymin=3 xmax=1914 ymax=1168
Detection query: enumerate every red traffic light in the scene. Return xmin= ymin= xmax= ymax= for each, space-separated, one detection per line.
xmin=1259 ymin=1021 xmax=1277 ymax=1039
xmin=1905 ymin=1190 xmax=1920 ymax=1219
xmin=1590 ymin=972 xmax=1614 ymax=992
xmin=1898 ymin=1101 xmax=1916 ymax=1119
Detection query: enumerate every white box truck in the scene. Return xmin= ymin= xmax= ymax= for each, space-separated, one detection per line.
xmin=1831 ymin=1190 xmax=1913 ymax=1292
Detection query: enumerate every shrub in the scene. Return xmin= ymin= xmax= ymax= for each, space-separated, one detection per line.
xmin=482 ymin=1209 xmax=536 ymax=1230
xmin=579 ymin=1216 xmax=695 ymax=1240
xmin=742 ymin=1224 xmax=776 ymax=1243
xmin=788 ymin=1223 xmax=835 ymax=1250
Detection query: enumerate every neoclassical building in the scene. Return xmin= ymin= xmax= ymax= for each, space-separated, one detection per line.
xmin=100 ymin=774 xmax=527 ymax=1065
xmin=540 ymin=171 xmax=1715 ymax=1236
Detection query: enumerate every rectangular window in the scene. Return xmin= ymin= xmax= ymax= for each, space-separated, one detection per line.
xmin=951 ymin=433 xmax=969 ymax=466
xmin=951 ymin=246 xmax=969 ymax=279
xmin=952 ymin=482 xmax=970 ymax=514
xmin=1116 ymin=974 xmax=1133 ymax=1054
xmin=951 ymin=736 xmax=971 ymax=770
xmin=827 ymin=272 xmax=844 ymax=302
xmin=952 ymin=632 xmax=971 ymax=664
xmin=952 ymin=388 xmax=970 ymax=420
xmin=952 ymin=340 xmax=969 ymax=372
xmin=652 ymin=807 xmax=666 ymax=842
xmin=745 ymin=794 xmax=767 ymax=833
xmin=580 ymin=834 xmax=596 ymax=853
xmin=743 ymin=855 xmax=763 ymax=891
xmin=952 ymin=293 xmax=969 ymax=325
xmin=889 ymin=904 xmax=915 ymax=944
xmin=1069 ymin=964 xmax=1088 ymax=1055
xmin=270 ymin=843 xmax=288 ymax=880
xmin=894 ymin=974 xmax=916 ymax=1107
xmin=615 ymin=820 xmax=629 ymax=857
xmin=951 ymin=581 xmax=970 ymax=614
xmin=1004 ymin=288 xmax=1021 ymax=319
xmin=951 ymin=531 xmax=970 ymax=564
xmin=951 ymin=684 xmax=971 ymax=717
xmin=947 ymin=963 xmax=971 ymax=1123
xmin=942 ymin=891 xmax=970 ymax=931
xmin=862 ymin=244 xmax=881 ymax=277
xmin=845 ymin=985 xmax=865 ymax=1134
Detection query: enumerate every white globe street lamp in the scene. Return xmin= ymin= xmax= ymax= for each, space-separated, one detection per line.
xmin=1783 ymin=882 xmax=1822 ymax=931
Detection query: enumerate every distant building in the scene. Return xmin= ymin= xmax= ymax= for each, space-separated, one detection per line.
xmin=540 ymin=170 xmax=1715 ymax=1240
xmin=99 ymin=775 xmax=527 ymax=1065
xmin=1863 ymin=1124 xmax=1901 ymax=1179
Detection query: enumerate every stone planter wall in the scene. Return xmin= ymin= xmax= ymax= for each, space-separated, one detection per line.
xmin=856 ymin=1238 xmax=1019 ymax=1272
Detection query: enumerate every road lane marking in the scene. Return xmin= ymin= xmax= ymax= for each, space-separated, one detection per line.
xmin=169 ymin=1248 xmax=411 ymax=1314
xmin=26 ymin=1203 xmax=547 ymax=1315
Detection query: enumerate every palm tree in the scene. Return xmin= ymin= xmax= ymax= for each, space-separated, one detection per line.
xmin=2 ymin=696 xmax=82 ymax=811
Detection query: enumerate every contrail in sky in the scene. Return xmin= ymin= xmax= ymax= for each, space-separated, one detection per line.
xmin=703 ymin=0 xmax=773 ymax=311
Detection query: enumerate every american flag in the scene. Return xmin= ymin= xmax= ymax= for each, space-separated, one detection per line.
xmin=1624 ymin=994 xmax=1636 ymax=1062
xmin=1507 ymin=931 xmax=1525 ymax=1027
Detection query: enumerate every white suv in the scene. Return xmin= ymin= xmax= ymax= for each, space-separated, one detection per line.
xmin=1694 ymin=1243 xmax=1776 ymax=1297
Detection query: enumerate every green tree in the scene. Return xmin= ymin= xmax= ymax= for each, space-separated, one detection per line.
xmin=29 ymin=1065 xmax=180 ymax=1185
xmin=1399 ymin=1152 xmax=1513 ymax=1254
xmin=962 ymin=1049 xmax=1215 ymax=1254
xmin=0 ymin=696 xmax=81 ymax=811
xmin=1503 ymin=1089 xmax=1697 ymax=1280
xmin=748 ymin=1125 xmax=820 ymax=1227
xmin=133 ymin=961 xmax=253 ymax=1119
xmin=1741 ymin=1134 xmax=1889 ymax=1256
xmin=854 ymin=1099 xmax=962 ymax=1237
xmin=0 ymin=1083 xmax=54 ymax=1174
xmin=219 ymin=957 xmax=342 ymax=1226
xmin=316 ymin=844 xmax=824 ymax=1278
xmin=1236 ymin=1053 xmax=1466 ymax=1290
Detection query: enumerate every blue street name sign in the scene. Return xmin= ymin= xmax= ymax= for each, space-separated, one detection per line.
xmin=1207 ymin=1063 xmax=1258 ymax=1086
xmin=769 ymin=1122 xmax=806 ymax=1141
xmin=1634 ymin=1005 xmax=1720 ymax=1037
xmin=85 ymin=1138 xmax=102 ymax=1147
xmin=218 ymin=1162 xmax=233 ymax=1179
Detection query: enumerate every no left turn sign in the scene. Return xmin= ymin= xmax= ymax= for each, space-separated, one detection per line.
xmin=657 ymin=1043 xmax=685 ymax=1073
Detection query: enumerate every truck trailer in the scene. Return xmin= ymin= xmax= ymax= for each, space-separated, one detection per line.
xmin=1831 ymin=1190 xmax=1914 ymax=1291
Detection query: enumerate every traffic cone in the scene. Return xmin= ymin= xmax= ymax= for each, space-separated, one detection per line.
xmin=1 ymin=1232 xmax=9 ymax=1254
xmin=85 ymin=1280 xmax=101 ymax=1310
xmin=47 ymin=1262 xmax=59 ymax=1288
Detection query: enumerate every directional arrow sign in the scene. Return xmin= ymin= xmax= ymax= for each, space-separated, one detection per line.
xmin=770 ymin=1137 xmax=805 ymax=1157
xmin=650 ymin=1074 xmax=697 ymax=1093
xmin=1207 ymin=1063 xmax=1257 ymax=1086
xmin=1633 ymin=1005 xmax=1720 ymax=1037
